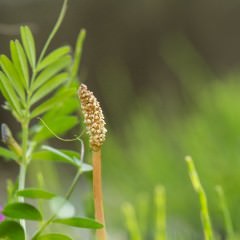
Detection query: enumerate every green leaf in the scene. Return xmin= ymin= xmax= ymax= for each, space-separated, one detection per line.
xmin=30 ymin=73 xmax=69 ymax=106
xmin=71 ymin=29 xmax=86 ymax=79
xmin=0 ymin=146 xmax=18 ymax=161
xmin=31 ymin=55 xmax=71 ymax=92
xmin=0 ymin=71 xmax=22 ymax=116
xmin=0 ymin=55 xmax=25 ymax=101
xmin=31 ymin=88 xmax=76 ymax=118
xmin=0 ymin=220 xmax=25 ymax=240
xmin=10 ymin=40 xmax=27 ymax=89
xmin=53 ymin=217 xmax=103 ymax=229
xmin=36 ymin=233 xmax=72 ymax=240
xmin=32 ymin=149 xmax=78 ymax=167
xmin=20 ymin=26 xmax=36 ymax=68
xmin=33 ymin=116 xmax=78 ymax=142
xmin=17 ymin=188 xmax=56 ymax=199
xmin=42 ymin=145 xmax=76 ymax=164
xmin=15 ymin=40 xmax=29 ymax=88
xmin=37 ymin=46 xmax=71 ymax=72
xmin=3 ymin=202 xmax=42 ymax=221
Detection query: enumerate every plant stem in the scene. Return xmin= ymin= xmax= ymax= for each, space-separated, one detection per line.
xmin=32 ymin=170 xmax=82 ymax=239
xmin=154 ymin=186 xmax=166 ymax=240
xmin=37 ymin=0 xmax=68 ymax=65
xmin=93 ymin=149 xmax=107 ymax=240
xmin=185 ymin=156 xmax=214 ymax=240
xmin=18 ymin=120 xmax=29 ymax=233
xmin=215 ymin=186 xmax=234 ymax=239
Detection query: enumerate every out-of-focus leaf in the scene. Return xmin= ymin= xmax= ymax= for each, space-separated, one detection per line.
xmin=3 ymin=202 xmax=42 ymax=221
xmin=37 ymin=46 xmax=71 ymax=72
xmin=0 ymin=55 xmax=25 ymax=101
xmin=71 ymin=29 xmax=86 ymax=79
xmin=31 ymin=55 xmax=71 ymax=92
xmin=17 ymin=188 xmax=56 ymax=199
xmin=0 ymin=71 xmax=21 ymax=116
xmin=7 ymin=179 xmax=19 ymax=204
xmin=43 ymin=97 xmax=79 ymax=122
xmin=33 ymin=116 xmax=78 ymax=142
xmin=20 ymin=26 xmax=36 ymax=68
xmin=53 ymin=217 xmax=103 ymax=229
xmin=0 ymin=146 xmax=18 ymax=161
xmin=0 ymin=220 xmax=25 ymax=240
xmin=31 ymin=88 xmax=75 ymax=118
xmin=32 ymin=148 xmax=79 ymax=167
xmin=30 ymin=73 xmax=69 ymax=105
xmin=41 ymin=146 xmax=75 ymax=163
xmin=36 ymin=233 xmax=72 ymax=240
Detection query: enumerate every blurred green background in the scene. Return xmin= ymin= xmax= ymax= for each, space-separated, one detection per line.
xmin=1 ymin=0 xmax=240 ymax=239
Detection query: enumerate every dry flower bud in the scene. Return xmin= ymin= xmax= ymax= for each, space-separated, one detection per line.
xmin=78 ymin=84 xmax=107 ymax=151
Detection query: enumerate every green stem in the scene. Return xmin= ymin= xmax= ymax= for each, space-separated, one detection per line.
xmin=185 ymin=156 xmax=214 ymax=240
xmin=37 ymin=0 xmax=68 ymax=65
xmin=32 ymin=170 xmax=82 ymax=239
xmin=18 ymin=120 xmax=29 ymax=234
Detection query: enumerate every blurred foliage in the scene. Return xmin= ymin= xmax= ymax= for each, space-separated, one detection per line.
xmin=102 ymin=37 xmax=240 ymax=239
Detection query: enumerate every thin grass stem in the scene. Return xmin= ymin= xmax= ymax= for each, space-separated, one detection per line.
xmin=215 ymin=185 xmax=234 ymax=239
xmin=154 ymin=185 xmax=167 ymax=240
xmin=122 ymin=202 xmax=142 ymax=240
xmin=185 ymin=156 xmax=214 ymax=240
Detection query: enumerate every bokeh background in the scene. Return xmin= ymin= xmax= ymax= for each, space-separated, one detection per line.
xmin=1 ymin=0 xmax=240 ymax=239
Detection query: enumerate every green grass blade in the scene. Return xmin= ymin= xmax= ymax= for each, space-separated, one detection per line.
xmin=37 ymin=45 xmax=71 ymax=72
xmin=30 ymin=72 xmax=69 ymax=105
xmin=30 ymin=88 xmax=75 ymax=118
xmin=185 ymin=156 xmax=214 ymax=240
xmin=122 ymin=202 xmax=142 ymax=240
xmin=154 ymin=185 xmax=167 ymax=240
xmin=70 ymin=29 xmax=86 ymax=80
xmin=31 ymin=55 xmax=71 ymax=92
xmin=20 ymin=26 xmax=36 ymax=69
xmin=0 ymin=55 xmax=25 ymax=101
xmin=0 ymin=71 xmax=21 ymax=117
xmin=215 ymin=186 xmax=234 ymax=239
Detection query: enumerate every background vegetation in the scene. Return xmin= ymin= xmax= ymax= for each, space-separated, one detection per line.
xmin=1 ymin=0 xmax=240 ymax=239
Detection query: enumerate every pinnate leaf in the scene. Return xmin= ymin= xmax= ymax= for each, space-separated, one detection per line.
xmin=31 ymin=88 xmax=75 ymax=118
xmin=31 ymin=55 xmax=71 ymax=92
xmin=30 ymin=72 xmax=69 ymax=105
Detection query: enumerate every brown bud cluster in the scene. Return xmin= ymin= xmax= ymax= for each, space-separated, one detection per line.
xmin=78 ymin=84 xmax=107 ymax=151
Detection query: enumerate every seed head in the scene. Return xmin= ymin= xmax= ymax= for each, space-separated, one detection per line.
xmin=78 ymin=84 xmax=107 ymax=151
